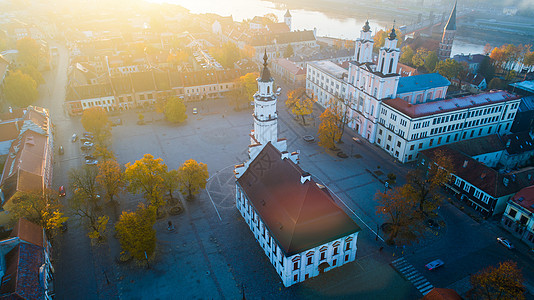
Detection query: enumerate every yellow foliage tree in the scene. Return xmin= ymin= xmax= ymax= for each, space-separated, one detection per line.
xmin=286 ymin=88 xmax=316 ymax=125
xmin=81 ymin=106 xmax=110 ymax=136
xmin=124 ymin=154 xmax=168 ymax=207
xmin=177 ymin=159 xmax=209 ymax=200
xmin=470 ymin=261 xmax=525 ymax=300
xmin=318 ymin=107 xmax=342 ymax=150
xmin=115 ymin=204 xmax=157 ymax=261
xmin=229 ymin=72 xmax=259 ymax=110
xmin=375 ymin=186 xmax=417 ymax=244
xmin=96 ymin=160 xmax=124 ymax=203
xmin=7 ymin=190 xmax=68 ymax=237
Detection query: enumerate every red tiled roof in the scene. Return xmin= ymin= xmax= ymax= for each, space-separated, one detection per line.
xmin=10 ymin=218 xmax=44 ymax=247
xmin=384 ymin=90 xmax=520 ymax=119
xmin=0 ymin=243 xmax=45 ymax=299
xmin=275 ymin=58 xmax=304 ymax=76
xmin=423 ymin=288 xmax=462 ymax=300
xmin=237 ymin=143 xmax=360 ymax=256
xmin=511 ymin=185 xmax=534 ymax=214
xmin=0 ymin=121 xmax=20 ymax=142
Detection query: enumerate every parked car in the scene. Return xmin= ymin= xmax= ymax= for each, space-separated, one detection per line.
xmin=84 ymin=155 xmax=96 ymax=160
xmin=80 ymin=137 xmax=92 ymax=143
xmin=352 ymin=137 xmax=363 ymax=144
xmin=59 ymin=146 xmax=64 ymax=155
xmin=497 ymin=237 xmax=514 ymax=249
xmin=193 ymin=107 xmax=198 ymax=114
xmin=425 ymin=259 xmax=444 ymax=271
xmin=83 ymin=132 xmax=94 ymax=139
xmin=83 ymin=141 xmax=94 ymax=147
xmin=85 ymin=159 xmax=98 ymax=165
xmin=59 ymin=186 xmax=66 ymax=197
xmin=71 ymin=134 xmax=78 ymax=142
xmin=81 ymin=145 xmax=92 ymax=151
xmin=303 ymin=135 xmax=315 ymax=142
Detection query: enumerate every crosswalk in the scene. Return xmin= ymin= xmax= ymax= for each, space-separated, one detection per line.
xmin=391 ymin=257 xmax=434 ymax=296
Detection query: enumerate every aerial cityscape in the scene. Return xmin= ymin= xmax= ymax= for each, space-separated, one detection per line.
xmin=0 ymin=0 xmax=533 ymax=299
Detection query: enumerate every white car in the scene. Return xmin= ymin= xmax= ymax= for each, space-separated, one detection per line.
xmin=83 ymin=141 xmax=94 ymax=147
xmin=85 ymin=159 xmax=98 ymax=165
xmin=497 ymin=237 xmax=514 ymax=249
xmin=425 ymin=259 xmax=444 ymax=271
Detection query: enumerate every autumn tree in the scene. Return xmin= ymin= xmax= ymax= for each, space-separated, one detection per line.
xmin=285 ymin=88 xmax=316 ymax=125
xmin=211 ymin=42 xmax=240 ymax=69
xmin=16 ymin=37 xmax=40 ymax=68
xmin=470 ymin=261 xmax=525 ymax=300
xmin=375 ymin=186 xmax=417 ymax=244
xmin=7 ymin=190 xmax=68 ymax=237
xmin=81 ymin=106 xmax=110 ymax=137
xmin=167 ymin=49 xmax=189 ymax=67
xmin=435 ymin=58 xmax=462 ymax=81
xmin=399 ymin=46 xmax=414 ymax=66
xmin=69 ymin=166 xmax=108 ymax=241
xmin=115 ymin=204 xmax=157 ymax=261
xmin=412 ymin=48 xmax=428 ymax=68
xmin=96 ymin=160 xmax=124 ymax=203
xmin=523 ymin=50 xmax=534 ymax=72
xmin=18 ymin=65 xmax=44 ymax=84
xmin=318 ymin=107 xmax=342 ymax=150
xmin=373 ymin=29 xmax=403 ymax=52
xmin=162 ymin=169 xmax=180 ymax=200
xmin=284 ymin=44 xmax=294 ymax=58
xmin=177 ymin=159 xmax=209 ymax=200
xmin=3 ymin=70 xmax=38 ymax=107
xmin=405 ymin=150 xmax=453 ymax=216
xmin=229 ymin=72 xmax=258 ymax=110
xmin=93 ymin=144 xmax=116 ymax=162
xmin=124 ymin=154 xmax=168 ymax=207
xmin=164 ymin=96 xmax=188 ymax=123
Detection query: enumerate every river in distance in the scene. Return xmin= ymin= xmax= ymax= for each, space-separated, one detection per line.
xmin=148 ymin=0 xmax=485 ymax=56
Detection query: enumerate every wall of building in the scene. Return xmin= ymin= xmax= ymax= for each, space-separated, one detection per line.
xmin=502 ymin=202 xmax=534 ymax=247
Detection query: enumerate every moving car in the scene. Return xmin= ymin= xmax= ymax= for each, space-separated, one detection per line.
xmin=497 ymin=237 xmax=514 ymax=249
xmin=85 ymin=159 xmax=98 ymax=165
xmin=193 ymin=107 xmax=198 ymax=114
xmin=59 ymin=186 xmax=66 ymax=197
xmin=425 ymin=259 xmax=444 ymax=271
xmin=71 ymin=134 xmax=78 ymax=142
xmin=59 ymin=146 xmax=64 ymax=155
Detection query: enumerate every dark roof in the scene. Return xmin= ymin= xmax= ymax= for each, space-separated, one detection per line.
xmin=182 ymin=70 xmax=219 ymax=87
xmin=445 ymin=1 xmax=457 ymax=31
xmin=237 ymin=143 xmax=361 ymax=256
xmin=130 ymin=71 xmax=156 ymax=92
xmin=518 ymin=96 xmax=534 ymax=112
xmin=249 ymin=30 xmax=315 ymax=47
xmin=65 ymin=83 xmax=113 ymax=101
xmin=10 ymin=218 xmax=44 ymax=248
xmin=284 ymin=10 xmax=291 ymax=17
xmin=511 ymin=185 xmax=534 ymax=214
xmin=397 ymin=73 xmax=450 ymax=94
xmin=453 ymin=54 xmax=487 ymax=65
xmin=501 ymin=131 xmax=534 ymax=155
xmin=464 ymin=73 xmax=485 ymax=86
xmin=267 ymin=23 xmax=290 ymax=34
xmin=384 ymin=91 xmax=520 ymax=119
xmin=110 ymin=75 xmax=133 ymax=95
xmin=421 ymin=147 xmax=534 ymax=198
xmin=259 ymin=51 xmax=272 ymax=82
xmin=448 ymin=134 xmax=505 ymax=156
xmin=363 ymin=20 xmax=370 ymax=32
xmin=0 ymin=243 xmax=45 ymax=300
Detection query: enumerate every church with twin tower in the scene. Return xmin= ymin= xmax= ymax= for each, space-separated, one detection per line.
xmin=234 ymin=52 xmax=361 ymax=287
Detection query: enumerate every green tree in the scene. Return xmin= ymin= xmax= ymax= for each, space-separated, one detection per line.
xmin=3 ymin=70 xmax=38 ymax=107
xmin=470 ymin=261 xmax=525 ymax=300
xmin=412 ymin=48 xmax=428 ymax=68
xmin=124 ymin=154 xmax=168 ymax=207
xmin=488 ymin=78 xmax=505 ymax=90
xmin=285 ymin=88 xmax=316 ymax=125
xmin=284 ymin=44 xmax=294 ymax=58
xmin=424 ymin=51 xmax=439 ymax=72
xmin=164 ymin=96 xmax=188 ymax=123
xmin=478 ymin=55 xmax=495 ymax=81
xmin=318 ymin=107 xmax=342 ymax=150
xmin=18 ymin=65 xmax=44 ymax=84
xmin=16 ymin=37 xmax=40 ymax=68
xmin=405 ymin=150 xmax=452 ymax=215
xmin=399 ymin=46 xmax=414 ymax=66
xmin=7 ymin=190 xmax=68 ymax=237
xmin=177 ymin=159 xmax=209 ymax=200
xmin=435 ymin=58 xmax=462 ymax=80
xmin=115 ymin=204 xmax=157 ymax=261
xmin=96 ymin=160 xmax=124 ymax=203
xmin=81 ymin=106 xmax=110 ymax=137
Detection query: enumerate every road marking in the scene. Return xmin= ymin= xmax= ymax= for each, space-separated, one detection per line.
xmin=205 ymin=164 xmax=236 ymax=222
xmin=391 ymin=257 xmax=434 ymax=296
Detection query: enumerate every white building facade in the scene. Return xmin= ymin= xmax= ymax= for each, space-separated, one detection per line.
xmin=306 ymin=60 xmax=347 ymax=107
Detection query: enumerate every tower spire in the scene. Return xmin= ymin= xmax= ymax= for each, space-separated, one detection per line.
xmin=444 ymin=1 xmax=457 ymax=30
xmin=260 ymin=50 xmax=272 ymax=82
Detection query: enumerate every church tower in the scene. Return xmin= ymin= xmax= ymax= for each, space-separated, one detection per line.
xmin=438 ymin=1 xmax=457 ymax=60
xmin=250 ymin=51 xmax=287 ymax=158
xmin=377 ymin=26 xmax=400 ymax=75
xmin=284 ymin=10 xmax=292 ymax=31
xmin=354 ymin=20 xmax=374 ymax=64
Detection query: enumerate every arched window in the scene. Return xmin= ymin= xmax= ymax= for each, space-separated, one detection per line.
xmin=389 ymin=58 xmax=394 ymax=74
xmin=267 ymin=86 xmax=270 ymax=94
xmin=356 ymin=48 xmax=360 ymax=61
xmin=380 ymin=58 xmax=385 ymax=73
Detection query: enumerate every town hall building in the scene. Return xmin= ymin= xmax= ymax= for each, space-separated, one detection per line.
xmin=234 ymin=52 xmax=361 ymax=287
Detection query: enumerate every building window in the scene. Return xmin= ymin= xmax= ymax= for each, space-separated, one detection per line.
xmin=307 ymin=257 xmax=313 ymax=265
xmin=333 ymin=259 xmax=337 ymax=266
xmin=438 ymin=137 xmax=442 ymax=144
xmin=397 ymin=141 xmax=401 ymax=147
xmin=418 ymin=143 xmax=423 ymax=149
xmin=410 ymin=145 xmax=415 ymax=151
xmin=320 ymin=252 xmax=326 ymax=260
xmin=345 ymin=255 xmax=349 ymax=262
xmin=305 ymin=274 xmax=309 ymax=280
xmin=294 ymin=274 xmax=298 ymax=282
xmin=333 ymin=247 xmax=339 ymax=255
xmin=429 ymin=139 xmax=434 ymax=146
xmin=509 ymin=208 xmax=517 ymax=218
xmin=388 ymin=135 xmax=392 ymax=141
xmin=345 ymin=242 xmax=351 ymax=251
xmin=293 ymin=261 xmax=299 ymax=270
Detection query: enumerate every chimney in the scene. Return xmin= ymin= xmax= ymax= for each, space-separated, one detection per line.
xmin=281 ymin=151 xmax=289 ymax=160
xmin=462 ymin=160 xmax=468 ymax=168
xmin=300 ymin=172 xmax=311 ymax=184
